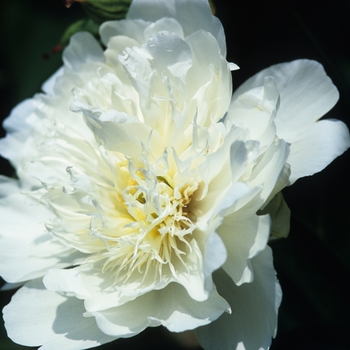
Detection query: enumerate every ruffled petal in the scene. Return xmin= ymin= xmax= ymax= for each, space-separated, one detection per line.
xmin=196 ymin=247 xmax=281 ymax=350
xmin=126 ymin=0 xmax=226 ymax=56
xmin=0 ymin=99 xmax=35 ymax=169
xmin=63 ymin=32 xmax=104 ymax=70
xmin=232 ymin=59 xmax=350 ymax=183
xmin=226 ymin=76 xmax=279 ymax=150
xmin=92 ymin=282 xmax=229 ymax=337
xmin=100 ymin=19 xmax=148 ymax=47
xmin=42 ymin=67 xmax=64 ymax=95
xmin=285 ymin=118 xmax=350 ymax=182
xmin=3 ymin=279 xmax=116 ymax=350
xmin=218 ymin=207 xmax=270 ymax=285
xmin=0 ymin=177 xmax=84 ymax=283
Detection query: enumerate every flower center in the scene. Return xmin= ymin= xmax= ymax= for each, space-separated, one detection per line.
xmin=99 ymin=154 xmax=199 ymax=282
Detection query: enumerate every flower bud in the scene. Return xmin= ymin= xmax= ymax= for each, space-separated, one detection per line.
xmin=66 ymin=0 xmax=132 ymax=24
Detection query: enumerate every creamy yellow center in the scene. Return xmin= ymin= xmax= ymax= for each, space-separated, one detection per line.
xmin=99 ymin=156 xmax=199 ymax=281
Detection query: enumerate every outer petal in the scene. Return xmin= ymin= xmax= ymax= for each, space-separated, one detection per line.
xmin=196 ymin=247 xmax=281 ymax=350
xmin=285 ymin=118 xmax=350 ymax=182
xmin=226 ymin=76 xmax=279 ymax=150
xmin=260 ymin=192 xmax=291 ymax=241
xmin=126 ymin=0 xmax=226 ymax=56
xmin=63 ymin=32 xmax=104 ymax=70
xmin=0 ymin=99 xmax=35 ymax=170
xmin=232 ymin=59 xmax=350 ymax=183
xmin=218 ymin=208 xmax=271 ymax=286
xmin=3 ymin=279 xmax=116 ymax=350
xmin=0 ymin=177 xmax=84 ymax=282
xmin=92 ymin=282 xmax=229 ymax=337
xmin=42 ymin=67 xmax=64 ymax=95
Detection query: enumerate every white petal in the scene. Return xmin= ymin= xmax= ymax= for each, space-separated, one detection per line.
xmin=227 ymin=76 xmax=279 ymax=149
xmin=41 ymin=67 xmax=64 ymax=95
xmin=0 ymin=178 xmax=83 ymax=283
xmin=127 ymin=0 xmax=227 ymax=56
xmin=0 ymin=99 xmax=35 ymax=168
xmin=202 ymin=230 xmax=227 ymax=293
xmin=247 ymin=138 xmax=290 ymax=202
xmin=287 ymin=118 xmax=350 ymax=182
xmin=219 ymin=207 xmax=270 ymax=285
xmin=44 ymin=235 xmax=211 ymax=311
xmin=185 ymin=30 xmax=232 ymax=125
xmin=100 ymin=19 xmax=148 ymax=47
xmin=78 ymin=106 xmax=164 ymax=161
xmin=63 ymin=32 xmax=104 ymax=70
xmin=44 ymin=267 xmax=137 ymax=312
xmin=3 ymin=279 xmax=116 ymax=349
xmin=145 ymin=30 xmax=192 ymax=79
xmin=232 ymin=59 xmax=350 ymax=182
xmin=93 ymin=282 xmax=229 ymax=337
xmin=196 ymin=247 xmax=282 ymax=350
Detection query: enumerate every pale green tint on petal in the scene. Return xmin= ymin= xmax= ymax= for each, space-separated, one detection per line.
xmin=93 ymin=282 xmax=229 ymax=337
xmin=232 ymin=59 xmax=350 ymax=183
xmin=3 ymin=279 xmax=116 ymax=349
xmin=219 ymin=207 xmax=271 ymax=286
xmin=100 ymin=19 xmax=148 ymax=46
xmin=260 ymin=192 xmax=291 ymax=241
xmin=196 ymin=247 xmax=282 ymax=350
xmin=127 ymin=0 xmax=227 ymax=56
xmin=0 ymin=179 xmax=83 ymax=283
xmin=63 ymin=32 xmax=104 ymax=70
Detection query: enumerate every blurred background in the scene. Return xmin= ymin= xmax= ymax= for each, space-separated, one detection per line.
xmin=0 ymin=0 xmax=350 ymax=349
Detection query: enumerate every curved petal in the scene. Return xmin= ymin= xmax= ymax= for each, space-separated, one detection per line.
xmin=0 ymin=178 xmax=84 ymax=283
xmin=245 ymin=138 xmax=290 ymax=203
xmin=232 ymin=59 xmax=350 ymax=183
xmin=42 ymin=67 xmax=64 ymax=95
xmin=100 ymin=19 xmax=148 ymax=47
xmin=127 ymin=0 xmax=226 ymax=56
xmin=226 ymin=76 xmax=279 ymax=149
xmin=0 ymin=99 xmax=35 ymax=169
xmin=260 ymin=192 xmax=291 ymax=241
xmin=218 ymin=209 xmax=270 ymax=285
xmin=3 ymin=279 xmax=116 ymax=350
xmin=63 ymin=32 xmax=104 ymax=70
xmin=196 ymin=247 xmax=281 ymax=350
xmin=92 ymin=282 xmax=229 ymax=337
xmin=287 ymin=118 xmax=350 ymax=182
xmin=44 ymin=233 xmax=210 ymax=310
xmin=75 ymin=104 xmax=165 ymax=161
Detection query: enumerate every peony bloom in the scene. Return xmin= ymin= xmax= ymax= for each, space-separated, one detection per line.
xmin=0 ymin=0 xmax=349 ymax=349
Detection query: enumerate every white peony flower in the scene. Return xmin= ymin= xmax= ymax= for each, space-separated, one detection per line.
xmin=0 ymin=0 xmax=349 ymax=349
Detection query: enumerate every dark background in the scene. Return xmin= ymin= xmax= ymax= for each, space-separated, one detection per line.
xmin=0 ymin=0 xmax=350 ymax=349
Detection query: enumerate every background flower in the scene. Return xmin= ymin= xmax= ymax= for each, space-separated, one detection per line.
xmin=0 ymin=1 xmax=350 ymax=350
